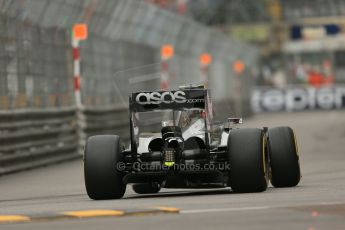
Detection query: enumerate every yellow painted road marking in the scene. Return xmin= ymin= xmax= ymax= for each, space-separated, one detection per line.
xmin=0 ymin=215 xmax=30 ymax=223
xmin=154 ymin=206 xmax=180 ymax=213
xmin=63 ymin=210 xmax=124 ymax=218
xmin=0 ymin=208 xmax=179 ymax=224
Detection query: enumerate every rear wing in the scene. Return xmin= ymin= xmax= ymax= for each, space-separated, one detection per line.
xmin=130 ymin=89 xmax=207 ymax=112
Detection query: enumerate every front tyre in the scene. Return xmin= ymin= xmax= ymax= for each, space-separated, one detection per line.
xmin=228 ymin=128 xmax=268 ymax=193
xmin=268 ymin=126 xmax=301 ymax=187
xmin=84 ymin=135 xmax=126 ymax=200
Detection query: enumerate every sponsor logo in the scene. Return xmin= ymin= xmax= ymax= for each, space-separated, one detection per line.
xmin=252 ymin=86 xmax=345 ymax=112
xmin=135 ymin=91 xmax=204 ymax=105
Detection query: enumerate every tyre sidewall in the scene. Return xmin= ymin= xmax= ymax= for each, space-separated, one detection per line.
xmin=84 ymin=135 xmax=126 ymax=199
xmin=228 ymin=128 xmax=268 ymax=192
xmin=268 ymin=126 xmax=301 ymax=187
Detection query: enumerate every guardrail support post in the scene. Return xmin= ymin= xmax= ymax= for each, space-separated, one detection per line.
xmin=72 ymin=24 xmax=88 ymax=156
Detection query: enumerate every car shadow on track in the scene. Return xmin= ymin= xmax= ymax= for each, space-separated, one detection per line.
xmin=124 ymin=188 xmax=233 ymax=199
xmin=123 ymin=186 xmax=285 ymax=199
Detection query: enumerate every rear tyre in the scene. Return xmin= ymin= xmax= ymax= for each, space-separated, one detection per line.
xmin=84 ymin=135 xmax=126 ymax=200
xmin=268 ymin=126 xmax=301 ymax=187
xmin=228 ymin=128 xmax=268 ymax=193
xmin=132 ymin=183 xmax=161 ymax=194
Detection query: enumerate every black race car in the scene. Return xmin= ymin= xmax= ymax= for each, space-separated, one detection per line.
xmin=84 ymin=85 xmax=301 ymax=200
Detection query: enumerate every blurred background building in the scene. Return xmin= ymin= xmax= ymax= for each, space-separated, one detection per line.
xmin=148 ymin=0 xmax=345 ymax=87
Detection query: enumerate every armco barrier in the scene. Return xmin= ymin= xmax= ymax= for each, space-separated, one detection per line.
xmin=82 ymin=106 xmax=130 ymax=143
xmin=0 ymin=106 xmax=130 ymax=175
xmin=0 ymin=108 xmax=78 ymax=175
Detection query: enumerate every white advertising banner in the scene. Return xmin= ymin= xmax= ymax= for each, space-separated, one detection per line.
xmin=251 ymin=85 xmax=345 ymax=113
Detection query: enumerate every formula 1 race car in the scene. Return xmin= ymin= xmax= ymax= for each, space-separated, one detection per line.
xmin=84 ymin=85 xmax=301 ymax=200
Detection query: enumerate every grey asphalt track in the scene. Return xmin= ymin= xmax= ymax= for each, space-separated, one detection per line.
xmin=1 ymin=111 xmax=345 ymax=230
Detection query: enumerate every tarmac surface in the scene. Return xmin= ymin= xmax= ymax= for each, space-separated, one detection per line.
xmin=1 ymin=111 xmax=345 ymax=230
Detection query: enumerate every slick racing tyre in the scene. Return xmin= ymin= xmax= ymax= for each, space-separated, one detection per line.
xmin=268 ymin=127 xmax=301 ymax=187
xmin=228 ymin=128 xmax=268 ymax=193
xmin=132 ymin=183 xmax=161 ymax=194
xmin=84 ymin=135 xmax=126 ymax=200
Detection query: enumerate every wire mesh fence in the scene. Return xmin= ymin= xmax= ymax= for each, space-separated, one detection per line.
xmin=0 ymin=14 xmax=73 ymax=109
xmin=0 ymin=0 xmax=259 ymax=118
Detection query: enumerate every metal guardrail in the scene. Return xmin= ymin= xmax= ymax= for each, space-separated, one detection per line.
xmin=0 ymin=108 xmax=78 ymax=175
xmin=82 ymin=106 xmax=130 ymax=143
xmin=0 ymin=106 xmax=130 ymax=175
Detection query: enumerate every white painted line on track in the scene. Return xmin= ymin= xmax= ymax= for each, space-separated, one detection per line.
xmin=181 ymin=206 xmax=270 ymax=214
xmin=180 ymin=201 xmax=345 ymax=214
